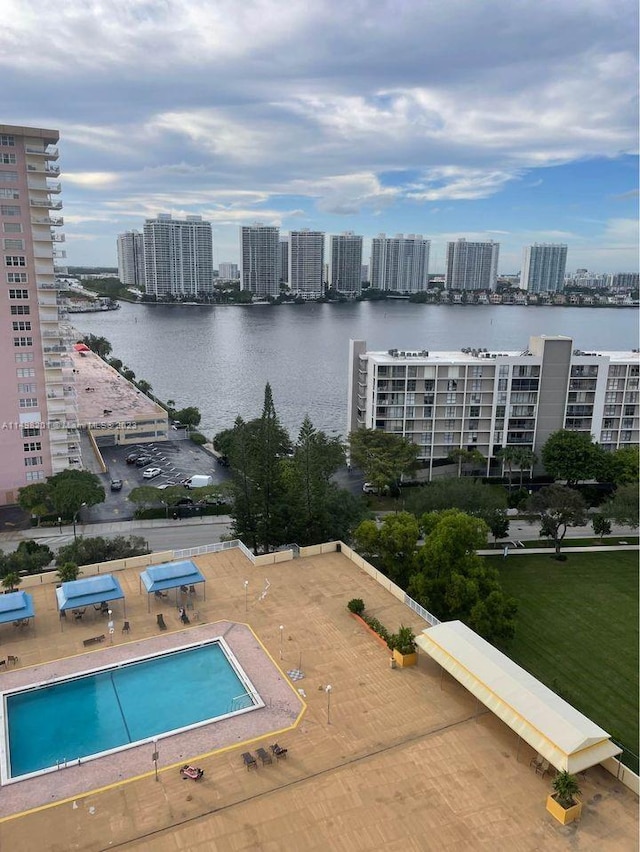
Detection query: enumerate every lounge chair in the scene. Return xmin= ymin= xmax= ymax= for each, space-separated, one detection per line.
xmin=529 ymin=754 xmax=544 ymax=770
xmin=7 ymin=655 xmax=18 ymax=666
xmin=122 ymin=621 xmax=130 ymax=634
xmin=157 ymin=613 xmax=167 ymax=631
xmin=242 ymin=752 xmax=257 ymax=770
xmin=256 ymin=747 xmax=272 ymax=765
xmin=180 ymin=764 xmax=204 ymax=781
xmin=270 ymin=743 xmax=288 ymax=760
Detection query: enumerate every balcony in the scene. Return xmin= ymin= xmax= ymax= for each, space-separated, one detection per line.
xmin=47 ymin=182 xmax=61 ymax=193
xmin=30 ymin=197 xmax=62 ymax=209
xmin=51 ymin=232 xmax=65 ymax=242
xmin=25 ymin=146 xmax=59 ymax=159
xmin=53 ymin=249 xmax=67 ymax=259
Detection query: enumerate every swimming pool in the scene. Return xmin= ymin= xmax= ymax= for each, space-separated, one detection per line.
xmin=1 ymin=638 xmax=262 ymax=781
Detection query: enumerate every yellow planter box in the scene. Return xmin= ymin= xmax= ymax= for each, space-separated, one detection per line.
xmin=546 ymin=794 xmax=582 ymax=825
xmin=392 ymin=649 xmax=417 ymax=668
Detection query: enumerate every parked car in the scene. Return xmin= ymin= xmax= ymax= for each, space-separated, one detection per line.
xmin=135 ymin=455 xmax=152 ymax=467
xmin=216 ymin=456 xmax=230 ymax=467
xmin=126 ymin=452 xmax=140 ymax=464
xmin=142 ymin=467 xmax=162 ymax=479
xmin=362 ymin=482 xmax=377 ymax=494
xmin=110 ymin=479 xmax=123 ymax=492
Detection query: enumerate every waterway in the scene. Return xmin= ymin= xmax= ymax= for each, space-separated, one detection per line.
xmin=74 ymin=302 xmax=639 ymax=440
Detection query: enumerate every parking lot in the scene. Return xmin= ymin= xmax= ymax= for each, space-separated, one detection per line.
xmin=87 ymin=440 xmax=231 ymax=522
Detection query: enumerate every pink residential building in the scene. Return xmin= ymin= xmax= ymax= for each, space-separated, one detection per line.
xmin=0 ymin=124 xmax=78 ymax=506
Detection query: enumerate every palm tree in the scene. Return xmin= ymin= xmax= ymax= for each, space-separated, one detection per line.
xmin=497 ymin=446 xmax=519 ymax=489
xmin=515 ymin=447 xmax=537 ymax=487
xmin=448 ymin=448 xmax=485 ymax=478
xmin=1 ymin=572 xmax=21 ymax=592
xmin=552 ymin=771 xmax=581 ymax=809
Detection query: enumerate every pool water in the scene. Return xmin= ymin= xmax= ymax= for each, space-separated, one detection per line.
xmin=6 ymin=641 xmax=256 ymax=778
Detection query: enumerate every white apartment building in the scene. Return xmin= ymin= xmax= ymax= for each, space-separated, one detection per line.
xmin=218 ymin=262 xmax=239 ymax=280
xmin=117 ymin=230 xmax=145 ymax=288
xmin=521 ymin=244 xmax=567 ymax=293
xmin=330 ymin=232 xmax=363 ymax=296
xmin=446 ymin=239 xmax=499 ymax=291
xmin=289 ymin=230 xmax=325 ymax=299
xmin=0 ymin=124 xmax=80 ymax=505
xmin=143 ymin=214 xmax=213 ymax=298
xmin=370 ymin=234 xmax=430 ymax=293
xmin=348 ymin=335 xmax=639 ymax=479
xmin=277 ymin=239 xmax=289 ymax=286
xmin=240 ymin=224 xmax=279 ymax=297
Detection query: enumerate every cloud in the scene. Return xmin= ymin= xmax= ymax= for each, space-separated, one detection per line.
xmin=63 ymin=172 xmax=120 ymax=188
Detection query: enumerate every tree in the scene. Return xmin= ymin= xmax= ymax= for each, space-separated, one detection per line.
xmin=407 ymin=510 xmax=517 ymax=646
xmin=353 ymin=512 xmax=420 ymax=588
xmin=17 ymin=483 xmax=51 ymax=525
xmin=591 ymin=514 xmax=612 ymax=543
xmin=108 ymin=357 xmax=123 ymax=372
xmin=81 ymin=334 xmax=112 ymax=359
xmin=173 ymin=406 xmax=201 ymax=428
xmin=13 ymin=540 xmax=54 ymax=573
xmin=47 ymin=469 xmax=105 ymax=518
xmin=253 ymin=384 xmax=290 ymax=553
xmin=128 ymin=485 xmax=166 ymax=513
xmin=1 ymin=572 xmax=21 ymax=592
xmin=529 ymin=484 xmax=587 ymax=558
xmin=122 ymin=367 xmax=136 ymax=381
xmin=487 ymin=509 xmax=510 ymax=546
xmin=136 ymin=379 xmax=153 ymax=396
xmin=595 ymin=446 xmax=640 ymax=485
xmin=55 ymin=535 xmax=149 ymax=567
xmin=57 ymin=561 xmax=80 ymax=583
xmin=514 ymin=447 xmax=537 ymax=487
xmin=601 ymin=484 xmax=639 ymax=527
xmin=541 ymin=430 xmax=598 ymax=485
xmin=406 ymin=477 xmax=507 ymax=522
xmin=348 ymin=428 xmax=418 ymax=492
xmin=447 ymin=448 xmax=485 ymax=477
xmin=497 ymin=446 xmax=519 ymax=488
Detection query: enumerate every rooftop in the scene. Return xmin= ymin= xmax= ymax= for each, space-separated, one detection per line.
xmin=0 ymin=547 xmax=636 ymax=850
xmin=68 ymin=350 xmax=167 ymax=425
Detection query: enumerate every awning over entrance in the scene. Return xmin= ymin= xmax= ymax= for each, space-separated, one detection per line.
xmin=416 ymin=621 xmax=621 ymax=774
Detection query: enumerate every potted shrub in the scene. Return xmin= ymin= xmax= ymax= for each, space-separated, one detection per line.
xmin=390 ymin=625 xmax=418 ymax=668
xmin=546 ymin=770 xmax=582 ymax=825
xmin=347 ymin=598 xmax=365 ymax=616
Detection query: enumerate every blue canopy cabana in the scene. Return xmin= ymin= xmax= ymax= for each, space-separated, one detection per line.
xmin=0 ymin=590 xmax=35 ymax=628
xmin=56 ymin=574 xmax=125 ymax=616
xmin=139 ymin=560 xmax=206 ymax=611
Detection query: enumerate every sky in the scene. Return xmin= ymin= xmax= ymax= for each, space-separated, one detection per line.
xmin=3 ymin=0 xmax=638 ymax=273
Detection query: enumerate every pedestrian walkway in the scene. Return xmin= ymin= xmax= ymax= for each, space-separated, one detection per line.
xmin=480 ymin=543 xmax=639 ymax=556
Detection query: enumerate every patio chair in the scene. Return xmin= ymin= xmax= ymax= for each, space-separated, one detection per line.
xmin=270 ymin=743 xmax=288 ymax=760
xmin=529 ymin=754 xmax=544 ymax=770
xmin=535 ymin=759 xmax=550 ymax=778
xmin=7 ymin=655 xmax=19 ymax=666
xmin=188 ymin=585 xmax=196 ymax=595
xmin=242 ymin=752 xmax=257 ymax=771
xmin=122 ymin=621 xmax=130 ymax=634
xmin=256 ymin=747 xmax=272 ymax=765
xmin=157 ymin=613 xmax=167 ymax=631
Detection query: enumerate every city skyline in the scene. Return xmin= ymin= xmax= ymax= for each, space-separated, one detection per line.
xmin=2 ymin=1 xmax=638 ymax=273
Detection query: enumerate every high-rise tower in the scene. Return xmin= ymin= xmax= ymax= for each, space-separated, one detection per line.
xmin=369 ymin=234 xmax=430 ymax=293
xmin=143 ymin=215 xmax=213 ymax=298
xmin=521 ymin=244 xmax=567 ymax=293
xmin=330 ymin=232 xmax=363 ymax=296
xmin=289 ymin=230 xmax=325 ymax=299
xmin=445 ymin=239 xmax=499 ymax=291
xmin=117 ymin=230 xmax=145 ymax=289
xmin=240 ymin=224 xmax=279 ymax=297
xmin=0 ymin=124 xmax=79 ymax=505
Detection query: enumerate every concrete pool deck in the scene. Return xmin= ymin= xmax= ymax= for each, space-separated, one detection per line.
xmin=0 ymin=546 xmax=637 ymax=851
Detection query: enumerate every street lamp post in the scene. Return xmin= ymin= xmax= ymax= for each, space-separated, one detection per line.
xmin=279 ymin=624 xmax=284 ymax=660
xmin=325 ymin=684 xmax=332 ymax=725
xmin=244 ymin=580 xmax=249 ymax=614
xmin=107 ymin=610 xmax=114 ymax=644
xmin=152 ymin=737 xmax=159 ymax=782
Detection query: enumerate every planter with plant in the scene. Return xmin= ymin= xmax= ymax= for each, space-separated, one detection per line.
xmin=388 ymin=625 xmax=418 ymax=668
xmin=546 ymin=770 xmax=582 ymax=825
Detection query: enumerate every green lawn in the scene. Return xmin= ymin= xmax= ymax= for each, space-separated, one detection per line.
xmin=495 ymin=551 xmax=639 ymax=770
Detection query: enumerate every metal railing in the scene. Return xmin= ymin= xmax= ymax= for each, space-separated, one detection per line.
xmin=404 ymin=595 xmax=441 ymax=627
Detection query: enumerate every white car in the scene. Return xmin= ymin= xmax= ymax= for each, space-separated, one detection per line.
xmin=362 ymin=482 xmax=377 ymax=494
xmin=142 ymin=467 xmax=162 ymax=479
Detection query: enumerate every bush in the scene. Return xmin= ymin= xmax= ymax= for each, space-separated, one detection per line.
xmin=56 ymin=535 xmax=150 ymax=567
xmin=361 ymin=613 xmax=390 ymax=645
xmin=347 ymin=598 xmax=365 ymax=615
xmin=190 ymin=432 xmax=207 ymax=445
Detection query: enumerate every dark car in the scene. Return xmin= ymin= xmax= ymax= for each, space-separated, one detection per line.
xmin=110 ymin=479 xmax=123 ymax=492
xmin=126 ymin=452 xmax=140 ymax=464
xmin=216 ymin=456 xmax=230 ymax=467
xmin=135 ymin=455 xmax=152 ymax=467
xmin=174 ymin=497 xmax=194 ymax=507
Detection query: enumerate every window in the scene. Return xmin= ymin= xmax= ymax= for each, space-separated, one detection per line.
xmin=15 ymin=352 xmax=34 ymax=362
xmin=24 ymin=456 xmax=43 ymax=467
xmin=445 ymin=406 xmax=456 ymax=418
xmin=442 ymin=433 xmax=455 ymax=445
xmin=5 ymin=255 xmax=26 ymax=266
xmin=12 ymin=321 xmax=32 ymax=331
xmin=499 ymin=365 xmax=509 ymax=376
xmin=22 ymin=426 xmax=40 ymax=437
xmin=498 ymin=378 xmax=508 ymax=391
xmin=605 ymin=392 xmax=618 ymax=404
xmin=26 ymin=470 xmax=45 ymax=482
xmin=469 ymin=406 xmax=480 ymax=417
xmin=16 ymin=367 xmax=35 ymax=377
xmin=3 ymin=222 xmax=22 ymax=233
xmin=10 ymin=305 xmax=30 ymax=315
xmin=1 ymin=205 xmax=20 ymax=216
xmin=607 ymin=379 xmax=621 ymax=391
xmin=0 ymin=153 xmax=16 ymax=164
xmin=0 ymin=188 xmax=19 ymax=199
xmin=23 ymin=442 xmax=42 ymax=452
xmin=446 ymin=392 xmax=456 ymax=404
xmin=604 ymin=405 xmax=616 ymax=416
xmin=0 ymin=135 xmax=15 ymax=146
xmin=600 ymin=430 xmax=613 ymax=443
xmin=447 ymin=380 xmax=458 ymax=391
xmin=0 ymin=171 xmax=18 ymax=183
xmin=4 ymin=239 xmax=24 ymax=250
xmin=624 ymin=405 xmax=636 ymax=416
xmin=17 ymin=383 xmax=36 ymax=393
xmin=471 ymin=380 xmax=481 ymax=392
xmin=622 ymin=418 xmax=634 ymax=429
xmin=13 ymin=336 xmax=33 ymax=347
xmin=444 ymin=419 xmax=456 ymax=429
xmin=470 ymin=366 xmax=483 ymax=378
xmin=19 ymin=398 xmax=38 ymax=408
xmin=608 ymin=364 xmax=626 ymax=377
xmin=8 ymin=285 xmax=28 ymax=295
